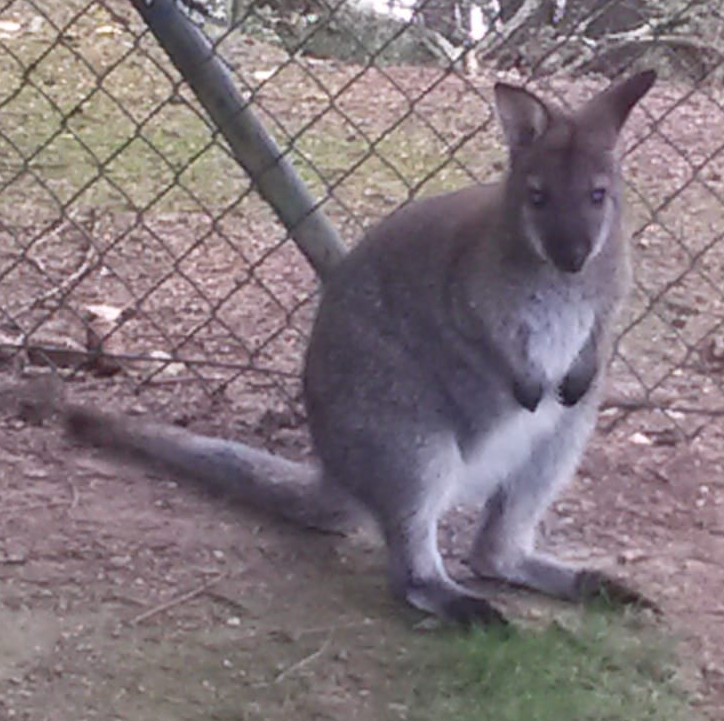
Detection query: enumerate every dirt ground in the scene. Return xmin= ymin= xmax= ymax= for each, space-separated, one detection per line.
xmin=2 ymin=350 xmax=724 ymax=720
xmin=1 ymin=4 xmax=724 ymax=719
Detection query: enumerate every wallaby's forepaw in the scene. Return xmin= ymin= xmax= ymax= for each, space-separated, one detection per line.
xmin=557 ymin=366 xmax=595 ymax=407
xmin=557 ymin=377 xmax=588 ymax=407
xmin=512 ymin=378 xmax=543 ymax=413
xmin=574 ymin=570 xmax=660 ymax=613
xmin=558 ymin=339 xmax=598 ymax=407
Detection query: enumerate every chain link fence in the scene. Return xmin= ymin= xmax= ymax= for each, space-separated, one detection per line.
xmin=1 ymin=0 xmax=724 ymax=444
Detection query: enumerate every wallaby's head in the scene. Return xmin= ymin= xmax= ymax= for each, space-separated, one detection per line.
xmin=494 ymin=70 xmax=656 ymax=274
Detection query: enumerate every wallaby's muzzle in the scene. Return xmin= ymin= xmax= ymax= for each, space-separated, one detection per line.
xmin=546 ymin=236 xmax=592 ymax=274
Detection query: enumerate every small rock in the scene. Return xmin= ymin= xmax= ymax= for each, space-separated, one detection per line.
xmin=109 ymin=555 xmax=131 ymax=568
xmin=629 ymin=431 xmax=652 ymax=446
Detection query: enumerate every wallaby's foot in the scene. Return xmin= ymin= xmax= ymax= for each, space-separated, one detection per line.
xmin=404 ymin=578 xmax=507 ymax=627
xmin=385 ymin=519 xmax=507 ymax=627
xmin=574 ymin=569 xmax=659 ymax=612
xmin=293 ymin=504 xmax=358 ymax=536
xmin=470 ymin=552 xmax=657 ymax=612
xmin=440 ymin=593 xmax=508 ymax=627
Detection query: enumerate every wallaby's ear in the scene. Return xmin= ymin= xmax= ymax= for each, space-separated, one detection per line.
xmin=581 ymin=69 xmax=656 ymax=139
xmin=494 ymin=83 xmax=551 ymax=151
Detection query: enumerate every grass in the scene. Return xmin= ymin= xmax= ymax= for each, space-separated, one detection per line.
xmin=406 ymin=611 xmax=697 ymax=721
xmin=43 ymin=598 xmax=696 ymax=721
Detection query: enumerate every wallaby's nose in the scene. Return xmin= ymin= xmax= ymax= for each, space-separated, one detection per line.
xmin=557 ymin=240 xmax=590 ymax=274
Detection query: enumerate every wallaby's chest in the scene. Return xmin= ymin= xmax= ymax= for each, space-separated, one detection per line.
xmin=453 ymin=396 xmax=564 ymax=502
xmin=518 ymin=291 xmax=595 ymax=383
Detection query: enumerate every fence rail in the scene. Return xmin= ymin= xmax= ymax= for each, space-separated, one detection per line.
xmin=1 ymin=0 xmax=723 ymax=439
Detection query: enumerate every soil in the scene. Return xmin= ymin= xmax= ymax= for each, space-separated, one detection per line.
xmin=2 ymin=360 xmax=724 ymax=720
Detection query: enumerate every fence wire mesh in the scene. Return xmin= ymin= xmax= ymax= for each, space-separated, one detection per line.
xmin=1 ymin=0 xmax=724 ymax=443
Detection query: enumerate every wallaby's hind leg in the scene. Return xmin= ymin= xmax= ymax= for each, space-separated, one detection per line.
xmin=470 ymin=402 xmax=654 ymax=608
xmin=385 ymin=509 xmax=506 ymax=626
xmin=316 ymin=423 xmax=506 ymax=626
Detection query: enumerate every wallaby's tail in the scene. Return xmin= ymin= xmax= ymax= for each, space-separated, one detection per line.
xmin=63 ymin=405 xmax=357 ymax=534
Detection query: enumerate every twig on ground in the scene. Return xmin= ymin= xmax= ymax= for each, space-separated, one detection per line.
xmin=68 ymin=480 xmax=80 ymax=509
xmin=274 ymin=636 xmax=331 ymax=684
xmin=295 ymin=618 xmax=375 ymax=637
xmin=129 ymin=573 xmax=226 ymax=625
xmin=143 ymin=375 xmax=225 ymax=386
xmin=204 ymin=589 xmax=250 ymax=613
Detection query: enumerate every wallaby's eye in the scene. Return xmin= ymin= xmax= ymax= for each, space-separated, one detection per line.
xmin=590 ymin=188 xmax=606 ymax=205
xmin=528 ymin=187 xmax=546 ymax=208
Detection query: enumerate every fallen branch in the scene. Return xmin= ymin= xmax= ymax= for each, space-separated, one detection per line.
xmin=274 ymin=636 xmax=331 ymax=684
xmin=67 ymin=479 xmax=80 ymax=509
xmin=295 ymin=618 xmax=375 ymax=637
xmin=129 ymin=573 xmax=226 ymax=625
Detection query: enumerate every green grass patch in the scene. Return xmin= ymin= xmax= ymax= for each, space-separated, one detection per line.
xmin=405 ymin=612 xmax=697 ymax=721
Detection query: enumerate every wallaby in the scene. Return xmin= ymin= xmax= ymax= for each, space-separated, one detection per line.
xmin=63 ymin=70 xmax=656 ymax=625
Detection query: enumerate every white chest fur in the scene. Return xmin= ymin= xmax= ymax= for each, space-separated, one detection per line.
xmin=425 ymin=285 xmax=595 ymax=514
xmin=521 ymin=293 xmax=594 ymax=384
xmin=453 ymin=396 xmax=564 ymax=503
